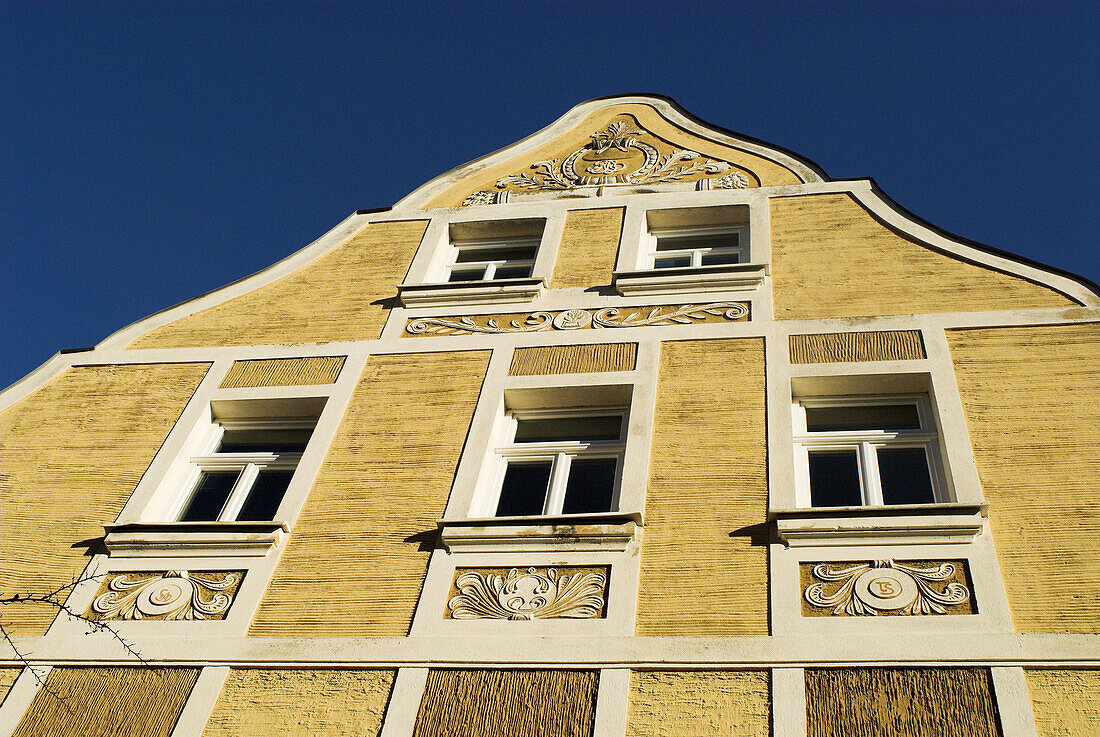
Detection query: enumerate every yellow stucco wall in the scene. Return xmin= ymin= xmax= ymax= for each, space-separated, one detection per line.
xmin=219 ymin=356 xmax=346 ymax=388
xmin=249 ymin=350 xmax=490 ymax=637
xmin=549 ymin=208 xmax=624 ymax=289
xmin=805 ymin=668 xmax=1000 ymax=737
xmin=129 ymin=220 xmax=428 ymax=349
xmin=509 ymin=342 xmax=637 ymax=375
xmin=0 ymin=363 xmax=210 ymax=636
xmin=425 ymin=103 xmax=805 ymax=208
xmin=12 ymin=667 xmax=198 ymax=737
xmin=636 ymin=338 xmax=769 ymax=636
xmin=789 ymin=330 xmax=926 ymax=364
xmin=771 ymin=194 xmax=1075 ymax=319
xmin=948 ymin=323 xmax=1100 ymax=632
xmin=201 ymin=669 xmax=394 ymax=737
xmin=1026 ymin=669 xmax=1100 ymax=737
xmin=0 ymin=669 xmax=20 ymax=703
xmin=626 ymin=670 xmax=770 ymax=736
xmin=414 ymin=669 xmax=597 ymax=737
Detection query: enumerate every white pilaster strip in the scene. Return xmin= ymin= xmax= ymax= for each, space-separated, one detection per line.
xmin=378 ymin=667 xmax=428 ymax=737
xmin=772 ymin=667 xmax=807 ymax=737
xmin=593 ymin=668 xmax=630 ymax=737
xmin=169 ymin=665 xmax=229 ymax=737
xmin=991 ymin=666 xmax=1039 ymax=737
xmin=0 ymin=666 xmax=47 ymax=737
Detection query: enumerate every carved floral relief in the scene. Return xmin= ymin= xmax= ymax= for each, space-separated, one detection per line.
xmin=447 ymin=566 xmax=608 ymax=620
xmin=462 ymin=117 xmax=757 ymax=206
xmin=87 ymin=570 xmax=243 ymax=621
xmin=801 ymin=560 xmax=974 ymax=617
xmin=406 ymin=302 xmax=749 ymax=337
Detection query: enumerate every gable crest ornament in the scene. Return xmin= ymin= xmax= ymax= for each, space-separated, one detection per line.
xmin=463 ymin=118 xmax=753 ymax=206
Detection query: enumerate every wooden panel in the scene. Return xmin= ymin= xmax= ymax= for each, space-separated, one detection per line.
xmin=424 ymin=102 xmax=804 ymax=208
xmin=219 ymin=356 xmax=346 ymax=388
xmin=790 ymin=330 xmax=925 ymax=364
xmin=129 ymin=220 xmax=429 ymax=349
xmin=771 ymin=194 xmax=1074 ymax=319
xmin=12 ymin=667 xmax=198 ymax=737
xmin=0 ymin=363 xmax=210 ymax=635
xmin=636 ymin=338 xmax=769 ymax=636
xmin=627 ymin=670 xmax=770 ymax=736
xmin=202 ymin=669 xmax=394 ymax=737
xmin=509 ymin=343 xmax=637 ymax=375
xmin=413 ymin=669 xmax=597 ymax=737
xmin=1026 ymin=669 xmax=1100 ymax=737
xmin=948 ymin=324 xmax=1100 ymax=632
xmin=805 ymin=668 xmax=1000 ymax=737
xmin=0 ymin=669 xmax=20 ymax=703
xmin=549 ymin=208 xmax=624 ymax=289
xmin=249 ymin=351 xmax=490 ymax=636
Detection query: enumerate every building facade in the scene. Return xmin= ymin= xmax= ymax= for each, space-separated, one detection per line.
xmin=1 ymin=95 xmax=1098 ymax=736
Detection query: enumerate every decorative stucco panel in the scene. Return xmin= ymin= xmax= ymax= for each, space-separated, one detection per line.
xmin=771 ymin=194 xmax=1075 ymax=319
xmin=636 ymin=338 xmax=769 ymax=636
xmin=800 ymin=560 xmax=975 ymax=617
xmin=128 ymin=219 xmax=429 ymax=349
xmin=626 ymin=670 xmax=770 ymax=737
xmin=0 ymin=363 xmax=210 ymax=636
xmin=948 ymin=323 xmax=1100 ymax=632
xmin=446 ymin=566 xmax=608 ymax=620
xmin=789 ymin=330 xmax=926 ymax=364
xmin=87 ymin=570 xmax=244 ymax=621
xmin=248 ymin=350 xmax=490 ymax=637
xmin=549 ymin=207 xmax=623 ymax=289
xmin=201 ymin=669 xmax=394 ymax=737
xmin=218 ymin=356 xmax=346 ymax=388
xmin=509 ymin=343 xmax=637 ymax=376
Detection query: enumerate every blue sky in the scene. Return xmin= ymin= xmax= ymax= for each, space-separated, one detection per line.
xmin=3 ymin=1 xmax=1098 ymax=388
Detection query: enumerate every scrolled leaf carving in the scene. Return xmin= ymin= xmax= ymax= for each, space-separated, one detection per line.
xmin=88 ymin=570 xmax=242 ymax=621
xmin=447 ymin=567 xmax=607 ymax=620
xmin=803 ymin=560 xmax=972 ymax=616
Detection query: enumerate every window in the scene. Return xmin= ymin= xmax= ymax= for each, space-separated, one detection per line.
xmin=447 ymin=237 xmax=539 ymax=282
xmin=792 ymin=396 xmax=944 ymax=508
xmin=491 ymin=409 xmax=627 ymax=517
xmin=175 ymin=411 xmax=318 ymax=523
xmin=648 ymin=225 xmax=746 ymax=269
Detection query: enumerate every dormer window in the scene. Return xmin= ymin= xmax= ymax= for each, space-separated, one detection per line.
xmin=447 ymin=238 xmax=539 ymax=282
xmin=650 ymin=225 xmax=746 ymax=269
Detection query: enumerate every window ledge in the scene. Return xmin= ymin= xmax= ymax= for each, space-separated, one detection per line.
xmin=103 ymin=521 xmax=288 ymax=558
xmin=613 ymin=264 xmax=766 ymax=297
xmin=438 ymin=512 xmax=641 ymax=553
xmin=397 ymin=278 xmax=544 ymax=308
xmin=771 ymin=503 xmax=986 ymax=547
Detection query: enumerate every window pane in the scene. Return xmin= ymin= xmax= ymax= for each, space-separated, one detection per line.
xmin=808 ymin=450 xmax=862 ymax=507
xmin=513 ymin=415 xmax=622 ymax=443
xmin=236 ymin=470 xmax=295 ymax=521
xmin=655 ymin=232 xmax=738 ymax=251
xmin=454 ymin=245 xmax=538 ymax=263
xmin=448 ymin=268 xmax=484 ymax=282
xmin=877 ymin=447 xmax=936 ymax=505
xmin=700 ymin=251 xmax=740 ymax=266
xmin=653 ymin=256 xmax=691 ymax=269
xmin=805 ymin=404 xmax=922 ymax=432
xmin=179 ymin=471 xmax=239 ymax=521
xmin=495 ymin=461 xmax=553 ymax=516
xmin=491 ymin=264 xmax=533 ymax=280
xmin=562 ymin=458 xmax=617 ymax=514
xmin=217 ymin=428 xmax=311 ymax=454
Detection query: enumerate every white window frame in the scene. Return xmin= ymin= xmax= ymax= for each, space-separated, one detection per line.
xmin=173 ymin=417 xmax=314 ymax=522
xmin=791 ymin=394 xmax=949 ymax=508
xmin=647 ymin=223 xmax=748 ymax=270
xmin=484 ymin=406 xmax=629 ymax=517
xmin=445 ymin=236 xmax=541 ymax=282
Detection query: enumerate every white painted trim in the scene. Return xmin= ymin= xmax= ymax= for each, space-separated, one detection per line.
xmin=169 ymin=665 xmax=229 ymax=737
xmin=593 ymin=668 xmax=629 ymax=737
xmin=378 ymin=667 xmax=427 ymax=737
xmin=772 ymin=667 xmax=807 ymax=737
xmin=0 ymin=667 xmax=45 ymax=737
xmin=990 ymin=666 xmax=1040 ymax=737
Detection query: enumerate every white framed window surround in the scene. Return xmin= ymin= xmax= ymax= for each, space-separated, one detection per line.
xmin=792 ymin=394 xmax=947 ymax=509
xmin=614 ymin=203 xmax=766 ymax=296
xmin=398 ymin=215 xmax=561 ymax=308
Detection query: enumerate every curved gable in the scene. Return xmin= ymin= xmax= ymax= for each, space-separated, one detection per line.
xmin=400 ymin=96 xmax=825 ymax=210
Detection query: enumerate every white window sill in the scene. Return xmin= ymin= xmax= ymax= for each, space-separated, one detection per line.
xmin=102 ymin=521 xmax=288 ymax=558
xmin=771 ymin=503 xmax=985 ymax=547
xmin=613 ymin=263 xmax=766 ymax=296
xmin=438 ymin=511 xmax=641 ymax=553
xmin=397 ymin=277 xmax=544 ymax=308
